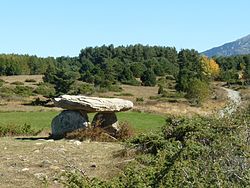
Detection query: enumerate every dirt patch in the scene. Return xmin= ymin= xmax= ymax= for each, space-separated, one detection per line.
xmin=0 ymin=137 xmax=124 ymax=188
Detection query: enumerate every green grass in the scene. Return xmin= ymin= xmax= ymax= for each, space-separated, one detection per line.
xmin=117 ymin=111 xmax=165 ymax=132
xmin=0 ymin=111 xmax=166 ymax=133
xmin=0 ymin=111 xmax=59 ymax=131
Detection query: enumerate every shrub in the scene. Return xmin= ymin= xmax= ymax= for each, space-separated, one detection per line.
xmin=114 ymin=93 xmax=134 ymax=97
xmin=0 ymin=123 xmax=42 ymax=137
xmin=136 ymin=97 xmax=144 ymax=102
xmin=14 ymin=85 xmax=34 ymax=97
xmin=107 ymin=84 xmax=123 ymax=92
xmin=65 ymin=122 xmax=134 ymax=142
xmin=115 ymin=122 xmax=134 ymax=140
xmin=69 ymin=82 xmax=94 ymax=95
xmin=11 ymin=81 xmax=24 ymax=85
xmin=34 ymin=83 xmax=56 ymax=97
xmin=0 ymin=79 xmax=5 ymax=87
xmin=140 ymin=69 xmax=156 ymax=86
xmin=121 ymin=79 xmax=141 ymax=86
xmin=0 ymin=86 xmax=15 ymax=97
xmin=61 ymin=106 xmax=250 ymax=187
xmin=158 ymin=85 xmax=164 ymax=94
xmin=25 ymin=79 xmax=36 ymax=82
xmin=185 ymin=79 xmax=211 ymax=105
xmin=65 ymin=127 xmax=117 ymax=142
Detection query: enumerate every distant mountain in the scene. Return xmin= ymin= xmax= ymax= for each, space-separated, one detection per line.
xmin=202 ymin=34 xmax=250 ymax=57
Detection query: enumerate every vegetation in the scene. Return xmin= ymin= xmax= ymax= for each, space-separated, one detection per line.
xmin=0 ymin=123 xmax=41 ymax=136
xmin=175 ymin=49 xmax=219 ymax=104
xmin=1 ymin=45 xmax=250 ymax=104
xmin=66 ymin=122 xmax=134 ymax=142
xmin=216 ymin=54 xmax=250 ymax=84
xmin=62 ymin=105 xmax=250 ymax=187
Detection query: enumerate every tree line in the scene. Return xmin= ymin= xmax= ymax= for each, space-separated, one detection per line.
xmin=0 ymin=45 xmax=250 ymax=97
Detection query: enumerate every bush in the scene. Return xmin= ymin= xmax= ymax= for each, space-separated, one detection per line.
xmin=136 ymin=97 xmax=144 ymax=102
xmin=66 ymin=127 xmax=117 ymax=142
xmin=34 ymin=83 xmax=56 ymax=97
xmin=0 ymin=79 xmax=5 ymax=87
xmin=61 ymin=106 xmax=250 ymax=187
xmin=140 ymin=69 xmax=157 ymax=86
xmin=69 ymin=82 xmax=94 ymax=95
xmin=96 ymin=84 xmax=123 ymax=93
xmin=11 ymin=81 xmax=24 ymax=85
xmin=0 ymin=86 xmax=15 ymax=97
xmin=158 ymin=85 xmax=164 ymax=94
xmin=14 ymin=85 xmax=34 ymax=97
xmin=65 ymin=122 xmax=134 ymax=142
xmin=114 ymin=93 xmax=134 ymax=97
xmin=0 ymin=123 xmax=42 ymax=137
xmin=185 ymin=79 xmax=211 ymax=105
xmin=25 ymin=79 xmax=36 ymax=82
xmin=121 ymin=79 xmax=141 ymax=86
xmin=115 ymin=122 xmax=134 ymax=140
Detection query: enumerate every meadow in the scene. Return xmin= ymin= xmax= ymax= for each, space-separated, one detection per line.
xmin=0 ymin=111 xmax=166 ymax=133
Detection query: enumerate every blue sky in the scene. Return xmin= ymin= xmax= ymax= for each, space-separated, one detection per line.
xmin=0 ymin=0 xmax=249 ymax=57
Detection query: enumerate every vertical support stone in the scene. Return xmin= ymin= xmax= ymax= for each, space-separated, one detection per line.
xmin=92 ymin=112 xmax=119 ymax=135
xmin=51 ymin=110 xmax=89 ymax=138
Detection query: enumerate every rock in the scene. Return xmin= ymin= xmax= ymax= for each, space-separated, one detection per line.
xmin=34 ymin=173 xmax=47 ymax=181
xmin=51 ymin=110 xmax=89 ymax=138
xmin=92 ymin=112 xmax=119 ymax=135
xmin=21 ymin=168 xmax=29 ymax=172
xmin=40 ymin=160 xmax=52 ymax=168
xmin=53 ymin=95 xmax=133 ymax=112
xmin=90 ymin=163 xmax=97 ymax=168
xmin=73 ymin=140 xmax=82 ymax=146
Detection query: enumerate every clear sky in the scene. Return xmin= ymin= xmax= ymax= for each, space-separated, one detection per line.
xmin=0 ymin=0 xmax=249 ymax=57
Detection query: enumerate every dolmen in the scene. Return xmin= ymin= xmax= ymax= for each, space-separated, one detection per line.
xmin=51 ymin=95 xmax=133 ymax=138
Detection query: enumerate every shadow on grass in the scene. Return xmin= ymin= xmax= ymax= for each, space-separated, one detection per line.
xmin=15 ymin=135 xmax=62 ymax=141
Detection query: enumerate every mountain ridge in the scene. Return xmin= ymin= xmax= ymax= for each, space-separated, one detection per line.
xmin=202 ymin=34 xmax=250 ymax=57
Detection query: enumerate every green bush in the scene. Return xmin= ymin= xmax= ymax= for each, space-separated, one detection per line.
xmin=0 ymin=123 xmax=42 ymax=137
xmin=136 ymin=97 xmax=144 ymax=102
xmin=114 ymin=93 xmax=134 ymax=97
xmin=0 ymin=79 xmax=5 ymax=87
xmin=141 ymin=69 xmax=156 ymax=86
xmin=186 ymin=79 xmax=211 ymax=105
xmin=0 ymin=86 xmax=15 ymax=97
xmin=69 ymin=82 xmax=94 ymax=95
xmin=14 ymin=85 xmax=34 ymax=97
xmin=11 ymin=81 xmax=24 ymax=85
xmin=25 ymin=79 xmax=36 ymax=82
xmin=121 ymin=79 xmax=141 ymax=86
xmin=34 ymin=83 xmax=56 ymax=97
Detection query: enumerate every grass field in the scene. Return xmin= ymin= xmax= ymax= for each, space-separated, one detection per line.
xmin=0 ymin=111 xmax=166 ymax=133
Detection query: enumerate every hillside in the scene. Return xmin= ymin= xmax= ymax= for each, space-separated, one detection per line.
xmin=202 ymin=34 xmax=250 ymax=57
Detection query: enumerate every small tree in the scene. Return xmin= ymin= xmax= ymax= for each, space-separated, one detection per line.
xmin=141 ymin=69 xmax=156 ymax=86
xmin=43 ymin=67 xmax=80 ymax=95
xmin=186 ymin=79 xmax=210 ymax=105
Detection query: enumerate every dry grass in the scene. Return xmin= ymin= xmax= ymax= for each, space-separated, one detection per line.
xmin=95 ymin=84 xmax=158 ymax=102
xmin=66 ymin=122 xmax=134 ymax=142
xmin=0 ymin=75 xmax=229 ymax=116
xmin=0 ymin=75 xmax=43 ymax=86
xmin=0 ymin=137 xmax=125 ymax=187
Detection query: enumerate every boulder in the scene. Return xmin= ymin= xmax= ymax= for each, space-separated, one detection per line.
xmin=53 ymin=95 xmax=133 ymax=112
xmin=92 ymin=112 xmax=119 ymax=135
xmin=51 ymin=110 xmax=89 ymax=138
